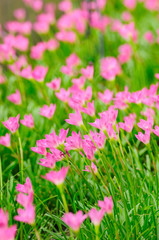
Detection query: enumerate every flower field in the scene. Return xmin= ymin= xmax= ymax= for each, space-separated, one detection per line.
xmin=0 ymin=0 xmax=159 ymax=239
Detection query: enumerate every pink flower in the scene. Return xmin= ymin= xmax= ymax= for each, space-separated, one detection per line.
xmin=100 ymin=57 xmax=121 ymax=81
xmin=46 ymin=78 xmax=61 ymax=91
xmin=20 ymin=114 xmax=34 ymax=128
xmin=65 ymin=111 xmax=83 ymax=126
xmin=16 ymin=192 xmax=33 ymax=208
xmin=118 ymin=44 xmax=132 ymax=64
xmin=39 ymin=104 xmax=56 ymax=119
xmin=42 ymin=166 xmax=69 ymax=186
xmin=55 ymin=88 xmax=70 ymax=102
xmin=144 ymin=31 xmax=154 ymax=44
xmin=45 ymin=129 xmax=69 ymax=148
xmin=119 ymin=115 xmax=135 ymax=133
xmin=31 ymin=146 xmax=47 ymax=156
xmin=56 ymin=31 xmax=76 ymax=43
xmin=81 ymin=65 xmax=94 ymax=80
xmin=98 ymin=89 xmax=113 ymax=104
xmin=98 ymin=196 xmax=113 ymax=214
xmin=81 ymin=101 xmax=95 ymax=117
xmin=14 ymin=177 xmax=35 ymax=225
xmin=123 ymin=0 xmax=136 ymax=9
xmin=21 ymin=65 xmax=32 ymax=79
xmin=7 ymin=89 xmax=21 ymax=105
xmin=82 ymin=138 xmax=96 ymax=161
xmin=83 ymin=162 xmax=98 ymax=174
xmin=2 ymin=114 xmax=20 ymax=133
xmin=0 ymin=133 xmax=11 ymax=147
xmin=58 ymin=0 xmax=72 ymax=12
xmin=62 ymin=211 xmax=87 ymax=232
xmin=0 ymin=209 xmax=17 ymax=240
xmin=89 ymin=130 xmax=106 ymax=149
xmin=152 ymin=125 xmax=159 ymax=137
xmin=60 ymin=65 xmax=73 ymax=76
xmin=14 ymin=205 xmax=35 ymax=225
xmin=135 ymin=131 xmax=150 ymax=144
xmin=88 ymin=208 xmax=105 ymax=226
xmin=122 ymin=11 xmax=132 ymax=21
xmin=14 ymin=8 xmax=26 ymax=20
xmin=16 ymin=177 xmax=33 ymax=194
xmin=66 ymin=53 xmax=80 ymax=67
xmin=65 ymin=131 xmax=82 ymax=151
xmin=32 ymin=66 xmax=48 ymax=82
xmin=39 ymin=151 xmax=64 ymax=168
xmin=137 ymin=117 xmax=154 ymax=132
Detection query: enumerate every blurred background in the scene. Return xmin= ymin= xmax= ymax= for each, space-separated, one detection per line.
xmin=0 ymin=0 xmax=23 ymax=24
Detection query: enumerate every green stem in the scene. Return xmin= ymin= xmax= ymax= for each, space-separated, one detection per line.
xmin=32 ymin=223 xmax=41 ymax=240
xmin=17 ymin=131 xmax=24 ymax=183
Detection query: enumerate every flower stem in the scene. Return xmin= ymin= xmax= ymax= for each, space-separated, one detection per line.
xmin=17 ymin=130 xmax=24 ymax=183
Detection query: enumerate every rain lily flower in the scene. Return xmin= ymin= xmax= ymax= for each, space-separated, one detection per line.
xmin=39 ymin=104 xmax=56 ymax=119
xmin=62 ymin=211 xmax=87 ymax=232
xmin=65 ymin=131 xmax=82 ymax=151
xmin=16 ymin=177 xmax=33 ymax=194
xmin=137 ymin=117 xmax=154 ymax=132
xmin=14 ymin=205 xmax=35 ymax=225
xmin=7 ymin=89 xmax=21 ymax=105
xmin=31 ymin=146 xmax=47 ymax=156
xmin=98 ymin=89 xmax=113 ymax=104
xmin=81 ymin=65 xmax=94 ymax=80
xmin=0 ymin=209 xmax=17 ymax=240
xmin=14 ymin=178 xmax=35 ymax=225
xmin=100 ymin=57 xmax=121 ymax=81
xmin=20 ymin=114 xmax=34 ymax=128
xmin=81 ymin=101 xmax=95 ymax=117
xmin=0 ymin=133 xmax=11 ymax=147
xmin=2 ymin=114 xmax=20 ymax=133
xmin=65 ymin=111 xmax=83 ymax=126
xmin=32 ymin=66 xmax=48 ymax=82
xmin=98 ymin=196 xmax=113 ymax=214
xmin=83 ymin=162 xmax=98 ymax=174
xmin=135 ymin=131 xmax=150 ymax=144
xmin=66 ymin=53 xmax=80 ymax=67
xmin=118 ymin=44 xmax=132 ymax=64
xmin=14 ymin=8 xmax=26 ymax=20
xmin=152 ymin=125 xmax=159 ymax=137
xmin=45 ymin=128 xmax=69 ymax=148
xmin=46 ymin=78 xmax=61 ymax=91
xmin=123 ymin=0 xmax=136 ymax=9
xmin=88 ymin=208 xmax=105 ymax=226
xmin=39 ymin=151 xmax=64 ymax=168
xmin=42 ymin=166 xmax=69 ymax=186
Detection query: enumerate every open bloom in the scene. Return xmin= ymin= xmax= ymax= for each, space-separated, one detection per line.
xmin=100 ymin=57 xmax=121 ymax=81
xmin=83 ymin=162 xmax=98 ymax=174
xmin=39 ymin=151 xmax=64 ymax=168
xmin=0 ymin=133 xmax=11 ymax=147
xmin=65 ymin=111 xmax=83 ymax=126
xmin=0 ymin=209 xmax=17 ymax=240
xmin=46 ymin=78 xmax=61 ymax=91
xmin=42 ymin=166 xmax=69 ymax=186
xmin=7 ymin=89 xmax=21 ymax=105
xmin=135 ymin=131 xmax=150 ymax=144
xmin=20 ymin=114 xmax=34 ymax=128
xmin=98 ymin=196 xmax=113 ymax=214
xmin=81 ymin=65 xmax=94 ymax=80
xmin=88 ymin=208 xmax=105 ymax=226
xmin=39 ymin=104 xmax=56 ymax=119
xmin=45 ymin=129 xmax=69 ymax=148
xmin=152 ymin=125 xmax=159 ymax=137
xmin=65 ymin=131 xmax=82 ymax=151
xmin=62 ymin=211 xmax=87 ymax=232
xmin=2 ymin=114 xmax=20 ymax=133
xmin=98 ymin=89 xmax=113 ymax=104
xmin=16 ymin=177 xmax=33 ymax=194
xmin=14 ymin=178 xmax=35 ymax=225
xmin=32 ymin=66 xmax=48 ymax=82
